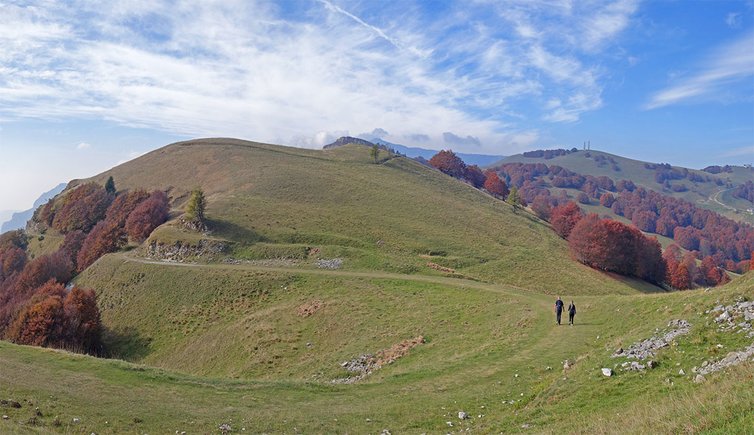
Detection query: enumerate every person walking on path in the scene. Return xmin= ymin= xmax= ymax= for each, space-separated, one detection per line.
xmin=555 ymin=297 xmax=564 ymax=325
xmin=568 ymin=301 xmax=576 ymax=325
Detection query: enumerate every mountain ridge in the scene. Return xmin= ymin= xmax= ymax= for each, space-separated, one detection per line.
xmin=1 ymin=182 xmax=66 ymax=233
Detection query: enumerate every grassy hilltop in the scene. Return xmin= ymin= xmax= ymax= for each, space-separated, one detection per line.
xmin=73 ymin=138 xmax=657 ymax=295
xmin=2 ymin=138 xmax=752 ymax=434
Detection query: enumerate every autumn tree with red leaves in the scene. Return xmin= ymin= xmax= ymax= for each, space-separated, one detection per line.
xmin=51 ymin=183 xmax=114 ymax=233
xmin=76 ymin=220 xmax=127 ymax=272
xmin=0 ymin=230 xmax=28 ymax=251
xmin=531 ymin=194 xmax=553 ymax=220
xmin=125 ymin=191 xmax=170 ymax=242
xmin=0 ymin=246 xmax=27 ymax=282
xmin=550 ymin=202 xmax=583 ymax=239
xmin=670 ymin=263 xmax=692 ymax=290
xmin=13 ymin=252 xmax=72 ymax=299
xmin=63 ymin=287 xmax=102 ymax=353
xmin=483 ymin=171 xmax=509 ymax=199
xmin=7 ymin=295 xmax=65 ymax=347
xmin=5 ymin=280 xmax=102 ymax=353
xmin=429 ymin=150 xmax=467 ymax=178
xmin=599 ymin=193 xmax=615 ymax=208
xmin=465 ymin=165 xmax=486 ymax=188
xmin=105 ymin=189 xmax=150 ymax=226
xmin=568 ymin=214 xmax=666 ymax=284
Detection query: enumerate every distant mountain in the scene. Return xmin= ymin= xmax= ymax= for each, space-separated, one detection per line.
xmin=372 ymin=139 xmax=505 ymax=167
xmin=0 ymin=210 xmax=16 ymax=225
xmin=1 ymin=183 xmax=67 ymax=233
xmin=323 ymin=136 xmax=505 ymax=167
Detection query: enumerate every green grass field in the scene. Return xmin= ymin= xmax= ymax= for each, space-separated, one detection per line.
xmin=2 ymin=138 xmax=752 ymax=434
xmin=1 ymin=268 xmax=752 ymax=433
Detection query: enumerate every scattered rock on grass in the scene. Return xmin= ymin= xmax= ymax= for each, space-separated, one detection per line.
xmin=316 ymin=258 xmax=343 ymax=269
xmin=601 ymin=368 xmax=613 ymax=377
xmin=458 ymin=411 xmax=468 ymax=420
xmin=697 ymin=343 xmax=754 ymax=376
xmin=332 ymin=336 xmax=425 ymax=384
xmin=612 ymin=320 xmax=691 ymax=369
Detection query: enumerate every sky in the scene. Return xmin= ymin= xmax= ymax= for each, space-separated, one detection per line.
xmin=1 ymin=0 xmax=753 ymax=211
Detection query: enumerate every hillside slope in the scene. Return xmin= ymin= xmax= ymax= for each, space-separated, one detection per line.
xmin=73 ymin=138 xmax=657 ymax=295
xmin=2 ymin=271 xmax=752 ymax=433
xmin=500 ymin=149 xmax=754 ymax=225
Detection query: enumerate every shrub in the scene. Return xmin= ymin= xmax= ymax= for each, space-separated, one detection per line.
xmin=7 ymin=295 xmax=65 ymax=347
xmin=63 ymin=287 xmax=102 ymax=354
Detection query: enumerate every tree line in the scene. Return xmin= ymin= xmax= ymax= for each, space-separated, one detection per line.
xmin=427 ymin=150 xmax=749 ymax=288
xmin=0 ymin=177 xmax=170 ymax=354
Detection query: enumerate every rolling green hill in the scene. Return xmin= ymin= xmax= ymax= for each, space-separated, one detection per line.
xmin=500 ymin=149 xmax=754 ymax=225
xmin=59 ymin=138 xmax=661 ymax=377
xmin=4 ymin=138 xmax=752 ymax=434
xmin=70 ymin=138 xmax=658 ymax=295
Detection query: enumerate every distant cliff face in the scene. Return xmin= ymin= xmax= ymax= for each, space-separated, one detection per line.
xmin=1 ymin=183 xmax=67 ymax=233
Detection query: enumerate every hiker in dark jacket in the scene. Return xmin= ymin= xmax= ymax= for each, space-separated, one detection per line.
xmin=555 ymin=297 xmax=564 ymax=325
xmin=568 ymin=301 xmax=576 ymax=325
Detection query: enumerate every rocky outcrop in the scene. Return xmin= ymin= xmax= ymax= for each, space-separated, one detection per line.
xmin=695 ymin=343 xmax=754 ymax=378
xmin=612 ymin=320 xmax=691 ymax=369
xmin=707 ymin=298 xmax=754 ymax=338
xmin=145 ymin=239 xmax=228 ymax=262
xmin=316 ymin=258 xmax=343 ymax=269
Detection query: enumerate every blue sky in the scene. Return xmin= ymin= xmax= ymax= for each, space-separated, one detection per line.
xmin=0 ymin=0 xmax=753 ymax=210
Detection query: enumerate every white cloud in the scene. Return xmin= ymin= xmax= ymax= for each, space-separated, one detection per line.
xmin=76 ymin=142 xmax=91 ymax=150
xmin=0 ymin=0 xmax=637 ymax=154
xmin=646 ymin=31 xmax=754 ymax=109
xmin=726 ymin=12 xmax=742 ymax=29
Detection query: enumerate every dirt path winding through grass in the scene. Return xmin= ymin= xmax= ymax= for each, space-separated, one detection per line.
xmin=710 ymin=187 xmax=737 ymax=212
xmin=121 ymin=253 xmax=539 ymax=297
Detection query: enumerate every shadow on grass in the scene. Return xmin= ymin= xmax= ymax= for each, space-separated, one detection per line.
xmin=102 ymin=327 xmax=152 ymax=361
xmin=207 ymin=218 xmax=268 ymax=244
xmin=606 ymin=272 xmax=668 ymax=294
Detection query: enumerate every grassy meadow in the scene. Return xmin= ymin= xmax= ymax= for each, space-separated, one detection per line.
xmin=1 ymin=138 xmax=751 ymax=434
